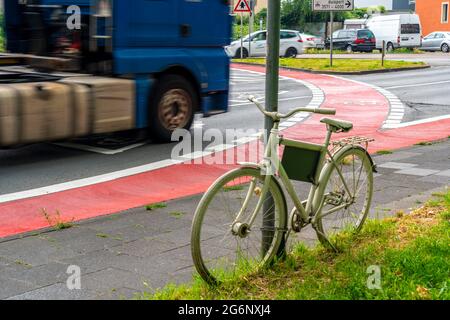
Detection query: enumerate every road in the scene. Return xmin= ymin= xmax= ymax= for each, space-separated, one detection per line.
xmin=0 ymin=69 xmax=313 ymax=195
xmin=343 ymin=63 xmax=450 ymax=122
xmin=1 ymin=58 xmax=449 ymax=196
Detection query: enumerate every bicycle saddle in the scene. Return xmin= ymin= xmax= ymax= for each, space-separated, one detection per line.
xmin=321 ymin=118 xmax=354 ymax=133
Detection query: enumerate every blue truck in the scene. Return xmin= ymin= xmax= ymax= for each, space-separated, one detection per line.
xmin=1 ymin=0 xmax=231 ymax=144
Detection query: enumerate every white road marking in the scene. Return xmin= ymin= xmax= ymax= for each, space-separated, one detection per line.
xmin=382 ymin=114 xmax=450 ymax=129
xmin=0 ymin=159 xmax=183 ymax=204
xmin=384 ymin=80 xmax=450 ymax=90
xmin=54 ymin=142 xmax=147 ymax=155
xmin=230 ymin=95 xmax=312 ymax=107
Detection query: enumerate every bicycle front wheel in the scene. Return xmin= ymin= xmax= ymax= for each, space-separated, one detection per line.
xmin=315 ymin=147 xmax=374 ymax=249
xmin=191 ymin=167 xmax=287 ymax=285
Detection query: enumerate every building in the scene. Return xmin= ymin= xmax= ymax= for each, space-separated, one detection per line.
xmin=416 ymin=0 xmax=450 ymax=35
xmin=355 ymin=0 xmax=415 ymax=11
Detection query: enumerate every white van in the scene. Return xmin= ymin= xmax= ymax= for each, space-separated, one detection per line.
xmin=366 ymin=14 xmax=422 ymax=51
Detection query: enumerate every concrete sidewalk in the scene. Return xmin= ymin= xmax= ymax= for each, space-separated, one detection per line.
xmin=0 ymin=140 xmax=449 ymax=300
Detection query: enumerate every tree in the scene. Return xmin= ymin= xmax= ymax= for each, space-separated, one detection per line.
xmin=280 ymin=0 xmax=348 ymax=30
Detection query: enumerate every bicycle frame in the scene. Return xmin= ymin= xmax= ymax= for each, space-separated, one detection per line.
xmin=236 ymin=120 xmax=354 ymax=229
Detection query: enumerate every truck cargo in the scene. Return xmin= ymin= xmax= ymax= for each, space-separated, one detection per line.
xmin=1 ymin=0 xmax=232 ymax=145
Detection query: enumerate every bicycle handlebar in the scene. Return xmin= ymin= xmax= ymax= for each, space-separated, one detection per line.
xmin=248 ymin=96 xmax=336 ymax=120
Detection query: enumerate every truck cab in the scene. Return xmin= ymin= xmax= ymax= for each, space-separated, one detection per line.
xmin=2 ymin=0 xmax=232 ymax=143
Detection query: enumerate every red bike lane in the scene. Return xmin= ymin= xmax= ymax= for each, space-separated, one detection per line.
xmin=0 ymin=64 xmax=448 ymax=238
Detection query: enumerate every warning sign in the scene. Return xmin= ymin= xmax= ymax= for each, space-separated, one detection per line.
xmin=234 ymin=0 xmax=251 ymax=13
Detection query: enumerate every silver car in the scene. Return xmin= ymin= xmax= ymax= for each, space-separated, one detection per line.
xmin=421 ymin=32 xmax=450 ymax=53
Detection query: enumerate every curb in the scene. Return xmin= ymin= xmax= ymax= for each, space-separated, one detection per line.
xmin=233 ymin=62 xmax=431 ymax=75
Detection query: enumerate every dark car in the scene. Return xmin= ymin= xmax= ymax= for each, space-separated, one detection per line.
xmin=326 ymin=29 xmax=376 ymax=53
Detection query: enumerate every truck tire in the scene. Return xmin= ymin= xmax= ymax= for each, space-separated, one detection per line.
xmin=149 ymin=74 xmax=196 ymax=143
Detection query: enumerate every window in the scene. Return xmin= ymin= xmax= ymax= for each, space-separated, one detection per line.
xmin=358 ymin=30 xmax=374 ymax=39
xmin=401 ymin=24 xmax=421 ymax=34
xmin=442 ymin=3 xmax=449 ymax=23
xmin=336 ymin=31 xmax=346 ymax=38
xmin=424 ymin=33 xmax=436 ymax=40
xmin=252 ymin=32 xmax=266 ymax=41
xmin=280 ymin=31 xmax=297 ymax=39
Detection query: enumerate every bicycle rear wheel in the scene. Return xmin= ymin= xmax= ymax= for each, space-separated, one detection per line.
xmin=315 ymin=147 xmax=374 ymax=249
xmin=191 ymin=167 xmax=287 ymax=285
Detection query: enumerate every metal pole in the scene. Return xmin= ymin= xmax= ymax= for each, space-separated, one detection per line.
xmin=382 ymin=40 xmax=386 ymax=67
xmin=240 ymin=13 xmax=244 ymax=59
xmin=249 ymin=11 xmax=253 ymax=57
xmin=262 ymin=0 xmax=281 ymax=256
xmin=330 ymin=11 xmax=334 ymax=67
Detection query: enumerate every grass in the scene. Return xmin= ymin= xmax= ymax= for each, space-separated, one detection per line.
xmin=233 ymin=58 xmax=426 ymax=73
xmin=305 ymin=48 xmax=425 ymax=55
xmin=170 ymin=211 xmax=185 ymax=219
xmin=41 ymin=209 xmax=74 ymax=231
xmin=376 ymin=150 xmax=394 ymax=155
xmin=146 ymin=202 xmax=167 ymax=211
xmin=138 ymin=189 xmax=450 ymax=300
xmin=223 ymin=185 xmax=245 ymax=192
xmin=414 ymin=141 xmax=434 ymax=146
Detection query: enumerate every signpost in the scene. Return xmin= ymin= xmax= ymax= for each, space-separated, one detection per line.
xmin=312 ymin=0 xmax=354 ymax=67
xmin=262 ymin=0 xmax=281 ymax=256
xmin=234 ymin=0 xmax=252 ymax=59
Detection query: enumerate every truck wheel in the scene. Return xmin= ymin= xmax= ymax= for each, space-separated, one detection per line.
xmin=442 ymin=43 xmax=449 ymax=53
xmin=149 ymin=74 xmax=196 ymax=143
xmin=346 ymin=45 xmax=353 ymax=53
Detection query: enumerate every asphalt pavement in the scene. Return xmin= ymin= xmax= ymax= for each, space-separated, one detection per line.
xmin=1 ymin=55 xmax=449 ymax=196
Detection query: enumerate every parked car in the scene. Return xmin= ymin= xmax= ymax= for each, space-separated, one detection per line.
xmin=421 ymin=32 xmax=450 ymax=53
xmin=299 ymin=33 xmax=325 ymax=50
xmin=325 ymin=29 xmax=376 ymax=53
xmin=226 ymin=30 xmax=304 ymax=58
xmin=365 ymin=14 xmax=422 ymax=51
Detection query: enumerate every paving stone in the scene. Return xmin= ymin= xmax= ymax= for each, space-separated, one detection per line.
xmin=394 ymin=168 xmax=440 ymax=177
xmin=47 ymin=226 xmax=128 ymax=254
xmin=377 ymin=162 xmax=418 ymax=170
xmin=0 ymin=276 xmax=36 ymax=300
xmin=7 ymin=283 xmax=97 ymax=300
xmin=0 ymin=261 xmax=70 ymax=288
xmin=435 ymin=170 xmax=450 ymax=177
xmin=0 ymin=236 xmax=78 ymax=267
xmin=93 ymin=287 xmax=139 ymax=300
xmin=373 ymin=151 xmax=421 ymax=162
xmin=59 ymin=249 xmax=130 ymax=275
xmin=81 ymin=268 xmax=153 ymax=294
xmin=113 ymin=238 xmax=176 ymax=258
xmin=418 ymin=175 xmax=450 ymax=184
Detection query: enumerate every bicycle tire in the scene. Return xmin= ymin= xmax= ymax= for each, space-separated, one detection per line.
xmin=315 ymin=146 xmax=374 ymax=249
xmin=191 ymin=167 xmax=287 ymax=285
